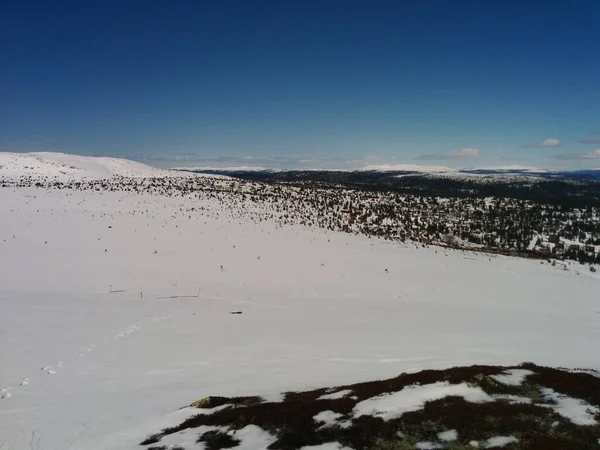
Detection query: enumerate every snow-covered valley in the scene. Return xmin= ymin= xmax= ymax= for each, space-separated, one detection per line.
xmin=1 ymin=153 xmax=599 ymax=449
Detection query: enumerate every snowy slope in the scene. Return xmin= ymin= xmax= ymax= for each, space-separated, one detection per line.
xmin=0 ymin=152 xmax=197 ymax=179
xmin=0 ymin=162 xmax=599 ymax=449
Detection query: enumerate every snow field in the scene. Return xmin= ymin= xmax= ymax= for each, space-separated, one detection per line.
xmin=0 ymin=163 xmax=599 ymax=449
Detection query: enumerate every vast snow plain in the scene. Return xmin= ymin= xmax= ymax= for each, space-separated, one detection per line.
xmin=0 ymin=153 xmax=598 ymax=449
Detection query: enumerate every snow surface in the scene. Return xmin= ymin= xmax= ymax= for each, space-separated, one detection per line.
xmin=437 ymin=429 xmax=458 ymax=441
xmin=300 ymin=443 xmax=353 ymax=450
xmin=541 ymin=388 xmax=600 ymax=426
xmin=0 ymin=151 xmax=211 ymax=180
xmin=1 ymin=156 xmax=599 ymax=449
xmin=492 ymin=394 xmax=531 ymax=404
xmin=362 ymin=163 xmax=454 ymax=172
xmin=159 ymin=425 xmax=221 ymax=449
xmin=318 ymin=389 xmax=353 ymax=400
xmin=174 ymin=165 xmax=277 ymax=172
xmin=483 ymin=436 xmax=519 ymax=448
xmin=313 ymin=410 xmax=346 ymax=428
xmin=353 ymin=382 xmax=493 ymax=420
xmin=463 ymin=165 xmax=548 ymax=173
xmin=490 ymin=369 xmax=534 ymax=386
xmin=232 ymin=425 xmax=277 ymax=450
xmin=415 ymin=442 xmax=444 ymax=449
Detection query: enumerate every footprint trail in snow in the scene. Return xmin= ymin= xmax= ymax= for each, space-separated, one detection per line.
xmin=0 ymin=312 xmax=179 ymax=400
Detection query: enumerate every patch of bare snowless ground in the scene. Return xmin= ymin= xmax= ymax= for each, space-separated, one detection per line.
xmin=141 ymin=363 xmax=600 ymax=450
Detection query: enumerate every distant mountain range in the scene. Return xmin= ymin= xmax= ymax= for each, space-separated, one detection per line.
xmin=176 ymin=167 xmax=600 ymax=206
xmin=177 ymin=166 xmax=600 ymax=180
xmin=459 ymin=168 xmax=600 ymax=179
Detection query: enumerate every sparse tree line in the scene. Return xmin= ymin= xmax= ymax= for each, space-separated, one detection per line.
xmin=3 ymin=174 xmax=598 ymax=265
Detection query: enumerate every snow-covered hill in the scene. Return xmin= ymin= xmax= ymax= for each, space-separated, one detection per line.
xmin=0 ymin=158 xmax=598 ymax=449
xmin=0 ymin=152 xmax=191 ymax=179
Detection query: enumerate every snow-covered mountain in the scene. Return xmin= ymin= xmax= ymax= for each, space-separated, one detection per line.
xmin=0 ymin=152 xmax=190 ymax=179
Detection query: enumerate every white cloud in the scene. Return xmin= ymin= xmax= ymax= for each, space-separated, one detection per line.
xmin=552 ymin=149 xmax=600 ymax=160
xmin=413 ymin=147 xmax=481 ymax=160
xmin=525 ymin=138 xmax=561 ymax=148
xmin=454 ymin=147 xmax=480 ymax=157
xmin=582 ymin=149 xmax=600 ymax=158
xmin=541 ymin=138 xmax=561 ymax=147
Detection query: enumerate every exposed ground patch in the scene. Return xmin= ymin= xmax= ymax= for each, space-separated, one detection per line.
xmin=140 ymin=363 xmax=600 ymax=449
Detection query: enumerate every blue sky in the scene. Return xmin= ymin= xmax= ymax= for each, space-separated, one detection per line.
xmin=1 ymin=1 xmax=599 ymax=169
